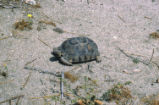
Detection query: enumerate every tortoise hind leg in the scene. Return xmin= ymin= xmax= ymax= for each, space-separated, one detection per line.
xmin=60 ymin=57 xmax=72 ymax=66
xmin=96 ymin=56 xmax=101 ymax=63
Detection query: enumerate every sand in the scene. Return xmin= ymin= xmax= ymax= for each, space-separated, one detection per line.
xmin=0 ymin=0 xmax=159 ymax=105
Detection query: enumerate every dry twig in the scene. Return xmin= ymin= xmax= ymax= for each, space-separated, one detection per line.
xmin=118 ymin=48 xmax=149 ymax=65
xmin=119 ymin=48 xmax=159 ymax=70
xmin=148 ymin=48 xmax=154 ymax=64
xmin=0 ymin=36 xmax=11 ymax=40
xmin=30 ymin=94 xmax=59 ymax=99
xmin=0 ymin=95 xmax=24 ymax=104
xmin=0 ymin=79 xmax=14 ymax=85
xmin=60 ymin=72 xmax=64 ymax=99
xmin=117 ymin=15 xmax=126 ymax=23
xmin=87 ymin=0 xmax=89 ymax=4
xmin=39 ymin=20 xmax=56 ymax=27
xmin=15 ymin=96 xmax=21 ymax=105
xmin=37 ymin=37 xmax=51 ymax=48
xmin=21 ymin=72 xmax=32 ymax=89
xmin=144 ymin=16 xmax=152 ymax=20
xmin=0 ymin=3 xmax=20 ymax=9
xmin=25 ymin=58 xmax=37 ymax=66
xmin=24 ymin=66 xmax=61 ymax=77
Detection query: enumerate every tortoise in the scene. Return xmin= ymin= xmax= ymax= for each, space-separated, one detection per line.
xmin=52 ymin=37 xmax=101 ymax=65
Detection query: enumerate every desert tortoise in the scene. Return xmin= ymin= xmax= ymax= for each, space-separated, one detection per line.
xmin=52 ymin=37 xmax=101 ymax=65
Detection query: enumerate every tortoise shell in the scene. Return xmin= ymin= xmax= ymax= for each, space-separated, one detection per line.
xmin=52 ymin=37 xmax=101 ymax=65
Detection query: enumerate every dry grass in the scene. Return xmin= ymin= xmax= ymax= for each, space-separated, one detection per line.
xmin=101 ymin=83 xmax=132 ymax=105
xmin=141 ymin=94 xmax=159 ymax=105
xmin=64 ymin=72 xmax=78 ymax=83
xmin=74 ymin=99 xmax=103 ymax=105
xmin=149 ymin=32 xmax=159 ymax=39
xmin=14 ymin=19 xmax=33 ymax=31
xmin=38 ymin=20 xmax=56 ymax=27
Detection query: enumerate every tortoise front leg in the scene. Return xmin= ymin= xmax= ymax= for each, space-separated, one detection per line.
xmin=60 ymin=57 xmax=72 ymax=66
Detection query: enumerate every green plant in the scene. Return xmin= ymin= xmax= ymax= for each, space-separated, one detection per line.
xmin=64 ymin=76 xmax=102 ymax=105
xmin=101 ymin=83 xmax=132 ymax=104
xmin=132 ymin=58 xmax=140 ymax=64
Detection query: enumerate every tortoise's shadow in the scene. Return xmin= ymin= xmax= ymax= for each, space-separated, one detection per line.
xmin=49 ymin=57 xmax=58 ymax=62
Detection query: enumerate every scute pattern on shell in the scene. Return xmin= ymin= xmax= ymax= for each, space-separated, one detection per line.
xmin=53 ymin=37 xmax=100 ymax=65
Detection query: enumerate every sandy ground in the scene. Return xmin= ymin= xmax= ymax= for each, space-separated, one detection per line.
xmin=1 ymin=0 xmax=159 ymax=105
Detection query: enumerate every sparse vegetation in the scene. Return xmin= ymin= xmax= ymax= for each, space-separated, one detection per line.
xmin=132 ymin=58 xmax=140 ymax=64
xmin=141 ymin=94 xmax=159 ymax=105
xmin=14 ymin=19 xmax=33 ymax=31
xmin=74 ymin=97 xmax=103 ymax=105
xmin=63 ymin=76 xmax=102 ymax=105
xmin=64 ymin=71 xmax=79 ymax=83
xmin=101 ymin=83 xmax=132 ymax=105
xmin=1 ymin=1 xmax=159 ymax=105
xmin=149 ymin=32 xmax=159 ymax=39
xmin=124 ymin=81 xmax=132 ymax=85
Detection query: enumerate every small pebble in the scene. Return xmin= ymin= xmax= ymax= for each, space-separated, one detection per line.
xmin=53 ymin=27 xmax=64 ymax=34
xmin=133 ymin=69 xmax=141 ymax=73
xmin=25 ymin=0 xmax=36 ymax=5
xmin=113 ymin=36 xmax=118 ymax=40
xmin=122 ymin=69 xmax=129 ymax=74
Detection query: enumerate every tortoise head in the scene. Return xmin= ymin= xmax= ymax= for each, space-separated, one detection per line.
xmin=52 ymin=47 xmax=63 ymax=58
